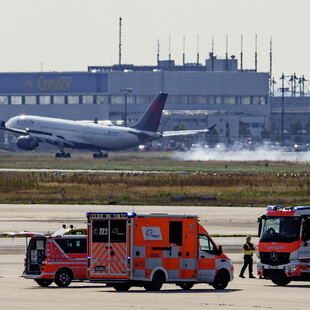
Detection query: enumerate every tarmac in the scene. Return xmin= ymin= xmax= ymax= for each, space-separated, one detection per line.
xmin=0 ymin=204 xmax=309 ymax=310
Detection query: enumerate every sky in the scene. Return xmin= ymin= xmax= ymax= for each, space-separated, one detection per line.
xmin=1 ymin=0 xmax=310 ymax=81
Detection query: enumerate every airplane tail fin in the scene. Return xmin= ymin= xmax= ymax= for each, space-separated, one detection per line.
xmin=131 ymin=92 xmax=168 ymax=132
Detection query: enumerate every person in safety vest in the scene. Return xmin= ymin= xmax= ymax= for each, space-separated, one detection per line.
xmin=239 ymin=236 xmax=256 ymax=278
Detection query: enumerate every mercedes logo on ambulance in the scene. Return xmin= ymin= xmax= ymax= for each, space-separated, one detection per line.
xmin=270 ymin=251 xmax=277 ymax=261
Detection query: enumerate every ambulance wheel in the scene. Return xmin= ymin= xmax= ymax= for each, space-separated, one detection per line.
xmin=35 ymin=279 xmax=53 ymax=287
xmin=212 ymin=270 xmax=230 ymax=290
xmin=178 ymin=282 xmax=194 ymax=290
xmin=54 ymin=269 xmax=72 ymax=287
xmin=144 ymin=272 xmax=164 ymax=291
xmin=112 ymin=283 xmax=131 ymax=291
xmin=271 ymin=277 xmax=291 ymax=286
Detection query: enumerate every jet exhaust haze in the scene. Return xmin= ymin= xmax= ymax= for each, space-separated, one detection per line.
xmin=173 ymin=145 xmax=310 ymax=163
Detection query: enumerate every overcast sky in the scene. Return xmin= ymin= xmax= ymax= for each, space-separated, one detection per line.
xmin=1 ymin=0 xmax=309 ymax=81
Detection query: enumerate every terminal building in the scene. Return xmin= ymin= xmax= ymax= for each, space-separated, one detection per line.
xmin=0 ymin=54 xmax=272 ymax=146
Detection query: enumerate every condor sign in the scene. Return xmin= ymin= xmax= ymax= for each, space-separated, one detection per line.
xmin=38 ymin=76 xmax=72 ymax=92
xmin=0 ymin=72 xmax=108 ymax=94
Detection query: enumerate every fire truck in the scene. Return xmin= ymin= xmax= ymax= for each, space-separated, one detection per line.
xmin=22 ymin=231 xmax=87 ymax=287
xmin=257 ymin=205 xmax=310 ymax=285
xmin=87 ymin=212 xmax=234 ymax=291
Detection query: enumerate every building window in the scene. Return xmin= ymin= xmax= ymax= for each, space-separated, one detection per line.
xmin=207 ymin=96 xmax=216 ymax=104
xmin=95 ymin=95 xmax=107 ymax=104
xmin=68 ymin=96 xmax=79 ymax=104
xmin=0 ymin=96 xmax=8 ymax=105
xmin=53 ymin=96 xmax=65 ymax=104
xmin=136 ymin=95 xmax=151 ymax=104
xmin=215 ymin=96 xmax=222 ymax=104
xmin=39 ymin=96 xmax=51 ymax=105
xmin=241 ymin=96 xmax=251 ymax=105
xmin=111 ymin=95 xmax=124 ymax=104
xmin=223 ymin=96 xmax=236 ymax=104
xmin=82 ymin=95 xmax=94 ymax=104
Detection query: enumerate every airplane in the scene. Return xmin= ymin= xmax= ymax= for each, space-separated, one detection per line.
xmin=0 ymin=92 xmax=216 ymax=159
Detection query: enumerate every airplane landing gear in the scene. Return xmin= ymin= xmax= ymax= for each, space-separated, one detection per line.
xmin=55 ymin=152 xmax=71 ymax=158
xmin=93 ymin=152 xmax=108 ymax=159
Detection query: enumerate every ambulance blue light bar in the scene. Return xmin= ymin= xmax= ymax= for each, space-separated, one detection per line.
xmin=86 ymin=212 xmax=136 ymax=219
xmin=266 ymin=205 xmax=284 ymax=211
xmin=292 ymin=206 xmax=310 ymax=211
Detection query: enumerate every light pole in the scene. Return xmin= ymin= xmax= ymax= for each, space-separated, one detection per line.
xmin=121 ymin=88 xmax=132 ymax=127
xmin=279 ymin=74 xmax=289 ymax=148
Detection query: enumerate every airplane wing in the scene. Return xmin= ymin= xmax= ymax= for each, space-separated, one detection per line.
xmin=162 ymin=124 xmax=216 ymax=137
xmin=28 ymin=132 xmax=76 ymax=147
xmin=1 ymin=231 xmax=45 ymax=238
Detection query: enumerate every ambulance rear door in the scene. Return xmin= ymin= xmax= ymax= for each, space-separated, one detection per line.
xmin=89 ymin=213 xmax=128 ymax=278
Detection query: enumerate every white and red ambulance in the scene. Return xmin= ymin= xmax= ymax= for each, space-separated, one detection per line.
xmin=87 ymin=212 xmax=234 ymax=291
xmin=257 ymin=205 xmax=310 ymax=285
xmin=18 ymin=230 xmax=87 ymax=287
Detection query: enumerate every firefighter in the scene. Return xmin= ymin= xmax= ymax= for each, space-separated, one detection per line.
xmin=239 ymin=236 xmax=256 ymax=278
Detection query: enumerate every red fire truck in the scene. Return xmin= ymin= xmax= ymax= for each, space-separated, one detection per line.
xmin=87 ymin=212 xmax=234 ymax=291
xmin=22 ymin=232 xmax=87 ymax=287
xmin=257 ymin=205 xmax=310 ymax=285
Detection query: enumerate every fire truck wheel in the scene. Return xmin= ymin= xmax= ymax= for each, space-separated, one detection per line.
xmin=34 ymin=279 xmax=53 ymax=287
xmin=212 ymin=270 xmax=230 ymax=290
xmin=144 ymin=272 xmax=164 ymax=291
xmin=54 ymin=269 xmax=72 ymax=287
xmin=178 ymin=282 xmax=194 ymax=290
xmin=271 ymin=277 xmax=291 ymax=286
xmin=112 ymin=283 xmax=131 ymax=291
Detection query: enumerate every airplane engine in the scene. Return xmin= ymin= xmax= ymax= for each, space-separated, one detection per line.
xmin=16 ymin=136 xmax=39 ymax=151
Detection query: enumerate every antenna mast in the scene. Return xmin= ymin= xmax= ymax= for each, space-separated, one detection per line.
xmin=157 ymin=39 xmax=160 ymax=66
xmin=255 ymin=34 xmax=257 ymax=72
xmin=197 ymin=34 xmax=200 ymax=65
xmin=119 ymin=17 xmax=122 ymax=66
xmin=240 ymin=34 xmax=243 ymax=71
xmin=269 ymin=37 xmax=273 ymax=96
xmin=211 ymin=35 xmax=214 ymax=71
xmin=169 ymin=35 xmax=171 ymax=66
xmin=183 ymin=35 xmax=185 ymax=66
xmin=226 ymin=35 xmax=228 ymax=71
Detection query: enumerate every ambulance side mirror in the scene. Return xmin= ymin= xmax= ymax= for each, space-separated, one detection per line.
xmin=258 ymin=220 xmax=262 ymax=238
xmin=302 ymin=219 xmax=310 ymax=242
xmin=216 ymin=245 xmax=223 ymax=255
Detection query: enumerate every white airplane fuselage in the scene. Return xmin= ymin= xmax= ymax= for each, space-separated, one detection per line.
xmin=5 ymin=115 xmax=162 ymax=151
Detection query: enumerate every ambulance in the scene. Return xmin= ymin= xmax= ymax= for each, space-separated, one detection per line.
xmin=22 ymin=231 xmax=87 ymax=287
xmin=87 ymin=212 xmax=234 ymax=291
xmin=257 ymin=205 xmax=310 ymax=285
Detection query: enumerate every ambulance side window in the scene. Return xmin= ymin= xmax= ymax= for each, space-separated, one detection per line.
xmin=169 ymin=221 xmax=183 ymax=246
xmin=199 ymin=235 xmax=215 ymax=254
xmin=55 ymin=238 xmax=87 ymax=253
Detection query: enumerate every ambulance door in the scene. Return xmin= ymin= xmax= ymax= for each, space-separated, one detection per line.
xmin=175 ymin=220 xmax=197 ymax=280
xmin=109 ymin=219 xmax=128 ymax=277
xmin=197 ymin=234 xmax=217 ymax=282
xmin=27 ymin=237 xmax=45 ymax=274
xmin=300 ymin=217 xmax=310 ymax=271
xmin=132 ymin=219 xmax=149 ymax=280
xmin=90 ymin=219 xmax=128 ymax=277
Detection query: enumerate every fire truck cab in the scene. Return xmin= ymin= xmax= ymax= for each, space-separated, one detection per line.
xmin=257 ymin=205 xmax=310 ymax=285
xmin=87 ymin=212 xmax=234 ymax=291
xmin=23 ymin=233 xmax=87 ymax=287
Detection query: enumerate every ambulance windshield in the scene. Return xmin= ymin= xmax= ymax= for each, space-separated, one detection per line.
xmin=260 ymin=216 xmax=301 ymax=243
